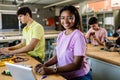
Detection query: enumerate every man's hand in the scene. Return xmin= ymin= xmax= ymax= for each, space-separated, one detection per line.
xmin=0 ymin=48 xmax=10 ymax=54
xmin=92 ymin=34 xmax=97 ymax=40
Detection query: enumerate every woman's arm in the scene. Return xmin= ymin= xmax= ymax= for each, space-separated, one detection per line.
xmin=56 ymin=56 xmax=84 ymax=73
xmin=35 ymin=56 xmax=84 ymax=75
xmin=34 ymin=55 xmax=57 ymax=74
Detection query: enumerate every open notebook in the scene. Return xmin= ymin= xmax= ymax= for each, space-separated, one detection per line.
xmin=5 ymin=62 xmax=37 ymax=80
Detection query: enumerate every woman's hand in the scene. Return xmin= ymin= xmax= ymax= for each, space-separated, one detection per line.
xmin=34 ymin=63 xmax=43 ymax=73
xmin=35 ymin=64 xmax=56 ymax=75
xmin=37 ymin=67 xmax=56 ymax=75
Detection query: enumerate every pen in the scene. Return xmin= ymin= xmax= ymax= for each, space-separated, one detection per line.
xmin=41 ymin=75 xmax=47 ymax=79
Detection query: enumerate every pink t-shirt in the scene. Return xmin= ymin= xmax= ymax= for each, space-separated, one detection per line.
xmin=86 ymin=28 xmax=107 ymax=45
xmin=56 ymin=29 xmax=90 ymax=79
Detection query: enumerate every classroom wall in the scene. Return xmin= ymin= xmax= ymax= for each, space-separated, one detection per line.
xmin=25 ymin=4 xmax=55 ymax=26
xmin=0 ymin=4 xmax=55 ymax=29
xmin=88 ymin=0 xmax=111 ymax=12
xmin=114 ymin=10 xmax=120 ymax=30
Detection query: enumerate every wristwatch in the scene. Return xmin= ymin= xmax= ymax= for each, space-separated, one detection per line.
xmin=53 ymin=67 xmax=57 ymax=73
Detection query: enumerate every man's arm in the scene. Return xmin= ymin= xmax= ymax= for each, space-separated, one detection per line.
xmin=92 ymin=34 xmax=105 ymax=46
xmin=85 ymin=29 xmax=91 ymax=39
xmin=0 ymin=39 xmax=25 ymax=54
xmin=10 ymin=38 xmax=39 ymax=54
xmin=8 ymin=39 xmax=26 ymax=50
xmin=94 ymin=30 xmax=107 ymax=46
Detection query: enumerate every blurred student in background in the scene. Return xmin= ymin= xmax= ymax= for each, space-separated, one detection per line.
xmin=85 ymin=17 xmax=107 ymax=46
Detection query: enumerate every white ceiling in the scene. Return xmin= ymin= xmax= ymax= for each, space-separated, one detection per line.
xmin=24 ymin=0 xmax=63 ymax=4
xmin=0 ymin=0 xmax=84 ymax=4
xmin=0 ymin=0 xmax=101 ymax=8
xmin=0 ymin=0 xmax=84 ymax=8
xmin=0 ymin=0 xmax=101 ymax=4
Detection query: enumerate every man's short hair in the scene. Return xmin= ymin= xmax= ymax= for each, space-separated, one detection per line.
xmin=17 ymin=7 xmax=32 ymax=18
xmin=88 ymin=17 xmax=98 ymax=25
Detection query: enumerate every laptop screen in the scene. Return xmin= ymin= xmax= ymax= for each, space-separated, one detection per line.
xmin=5 ymin=62 xmax=37 ymax=80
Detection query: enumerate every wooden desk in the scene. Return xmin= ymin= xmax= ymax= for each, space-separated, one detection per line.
xmin=0 ymin=30 xmax=59 ymax=43
xmin=86 ymin=45 xmax=120 ymax=80
xmin=0 ymin=34 xmax=58 ymax=43
xmin=0 ymin=36 xmax=22 ymax=43
xmin=0 ymin=30 xmax=60 ymax=37
xmin=0 ymin=54 xmax=65 ymax=80
xmin=86 ymin=45 xmax=120 ymax=66
xmin=45 ymin=34 xmax=58 ymax=39
xmin=52 ymin=43 xmax=57 ymax=46
xmin=45 ymin=30 xmax=61 ymax=34
xmin=0 ymin=31 xmax=22 ymax=37
xmin=107 ymin=37 xmax=118 ymax=41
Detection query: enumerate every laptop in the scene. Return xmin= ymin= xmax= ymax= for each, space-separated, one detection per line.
xmin=5 ymin=62 xmax=37 ymax=80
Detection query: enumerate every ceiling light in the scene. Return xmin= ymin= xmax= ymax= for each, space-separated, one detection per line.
xmin=43 ymin=0 xmax=73 ymax=8
xmin=0 ymin=4 xmax=17 ymax=7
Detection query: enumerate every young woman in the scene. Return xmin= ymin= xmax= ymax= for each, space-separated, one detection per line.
xmin=34 ymin=5 xmax=92 ymax=80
